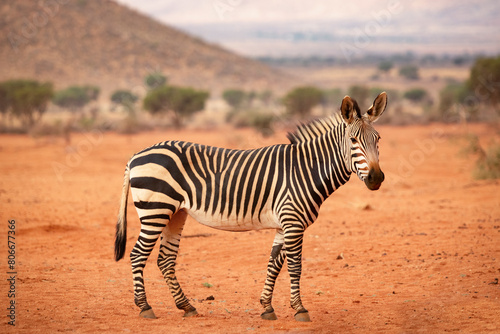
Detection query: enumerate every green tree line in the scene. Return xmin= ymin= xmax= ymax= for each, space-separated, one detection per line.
xmin=1 ymin=55 xmax=499 ymax=131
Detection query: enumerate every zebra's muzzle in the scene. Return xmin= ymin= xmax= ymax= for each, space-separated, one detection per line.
xmin=364 ymin=168 xmax=384 ymax=190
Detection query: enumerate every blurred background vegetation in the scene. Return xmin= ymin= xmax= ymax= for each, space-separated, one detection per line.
xmin=1 ymin=54 xmax=499 ymax=136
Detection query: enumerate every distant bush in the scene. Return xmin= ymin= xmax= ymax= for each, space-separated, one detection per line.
xmin=53 ymin=85 xmax=100 ymax=111
xmin=283 ymin=86 xmax=323 ymax=116
xmin=467 ymin=56 xmax=500 ymax=108
xmin=462 ymin=134 xmax=500 ymax=179
xmin=111 ymin=90 xmax=138 ymax=105
xmin=54 ymin=87 xmax=88 ymax=109
xmin=111 ymin=90 xmax=138 ymax=113
xmin=222 ymin=89 xmax=246 ymax=109
xmin=348 ymin=85 xmax=369 ymax=107
xmin=143 ymin=85 xmax=209 ymax=126
xmin=437 ymin=83 xmax=473 ymax=120
xmin=322 ymin=88 xmax=344 ymax=110
xmin=0 ymin=79 xmax=54 ymax=127
xmin=143 ymin=86 xmax=169 ymax=114
xmin=458 ymin=134 xmax=481 ymax=157
xmin=399 ymin=65 xmax=420 ymax=80
xmin=231 ymin=109 xmax=274 ymax=137
xmin=0 ymin=85 xmax=8 ymax=117
xmin=474 ymin=143 xmax=500 ymax=179
xmin=403 ymin=88 xmax=428 ymax=103
xmin=378 ymin=60 xmax=393 ymax=73
xmin=145 ymin=72 xmax=167 ymax=90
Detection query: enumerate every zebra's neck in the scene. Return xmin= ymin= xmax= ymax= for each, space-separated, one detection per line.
xmin=294 ymin=125 xmax=352 ymax=201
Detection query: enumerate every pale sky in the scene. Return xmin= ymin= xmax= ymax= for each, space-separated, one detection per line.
xmin=115 ymin=0 xmax=495 ymax=24
xmin=114 ymin=0 xmax=500 ymax=57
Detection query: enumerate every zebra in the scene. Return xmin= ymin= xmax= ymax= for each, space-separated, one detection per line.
xmin=115 ymin=92 xmax=387 ymax=322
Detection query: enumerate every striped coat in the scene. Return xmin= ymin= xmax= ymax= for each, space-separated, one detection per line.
xmin=115 ymin=92 xmax=387 ymax=321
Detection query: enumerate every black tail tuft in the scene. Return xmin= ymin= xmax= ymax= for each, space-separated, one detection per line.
xmin=114 ymin=164 xmax=130 ymax=261
xmin=114 ymin=219 xmax=127 ymax=261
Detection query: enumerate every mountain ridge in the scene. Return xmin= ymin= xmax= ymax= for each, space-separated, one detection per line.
xmin=0 ymin=0 xmax=294 ymax=98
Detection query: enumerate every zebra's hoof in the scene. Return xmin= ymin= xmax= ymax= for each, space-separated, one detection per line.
xmin=183 ymin=309 xmax=199 ymax=317
xmin=294 ymin=311 xmax=311 ymax=322
xmin=260 ymin=311 xmax=278 ymax=320
xmin=139 ymin=308 xmax=157 ymax=319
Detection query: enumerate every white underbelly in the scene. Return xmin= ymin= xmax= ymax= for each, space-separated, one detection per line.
xmin=185 ymin=206 xmax=280 ymax=231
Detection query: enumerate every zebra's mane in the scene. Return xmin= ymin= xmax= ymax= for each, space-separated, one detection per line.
xmin=287 ymin=113 xmax=343 ymax=144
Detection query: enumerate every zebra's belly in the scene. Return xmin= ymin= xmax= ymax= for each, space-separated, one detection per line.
xmin=185 ymin=206 xmax=281 ymax=231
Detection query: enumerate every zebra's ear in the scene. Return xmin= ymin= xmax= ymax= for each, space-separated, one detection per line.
xmin=366 ymin=92 xmax=387 ymax=123
xmin=340 ymin=95 xmax=355 ymax=124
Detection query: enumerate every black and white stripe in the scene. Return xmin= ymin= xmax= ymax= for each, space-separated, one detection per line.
xmin=115 ymin=92 xmax=387 ymax=321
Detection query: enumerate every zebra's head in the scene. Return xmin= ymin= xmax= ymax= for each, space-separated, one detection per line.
xmin=340 ymin=92 xmax=387 ymax=191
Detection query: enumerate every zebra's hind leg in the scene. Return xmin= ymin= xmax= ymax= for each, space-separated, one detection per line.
xmin=260 ymin=230 xmax=285 ymax=320
xmin=130 ymin=215 xmax=168 ymax=319
xmin=157 ymin=210 xmax=198 ymax=318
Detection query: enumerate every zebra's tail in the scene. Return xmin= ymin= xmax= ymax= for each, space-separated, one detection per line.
xmin=114 ymin=163 xmax=130 ymax=261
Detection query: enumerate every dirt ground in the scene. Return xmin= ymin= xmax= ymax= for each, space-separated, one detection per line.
xmin=1 ymin=122 xmax=499 ymax=333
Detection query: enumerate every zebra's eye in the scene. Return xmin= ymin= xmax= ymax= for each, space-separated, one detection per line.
xmin=350 ymin=137 xmax=358 ymax=144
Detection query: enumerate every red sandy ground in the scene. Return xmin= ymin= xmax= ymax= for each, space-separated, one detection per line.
xmin=1 ymin=123 xmax=499 ymax=333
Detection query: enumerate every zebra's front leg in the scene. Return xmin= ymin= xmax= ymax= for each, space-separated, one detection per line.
xmin=284 ymin=225 xmax=311 ymax=322
xmin=157 ymin=210 xmax=198 ymax=318
xmin=260 ymin=230 xmax=286 ymax=320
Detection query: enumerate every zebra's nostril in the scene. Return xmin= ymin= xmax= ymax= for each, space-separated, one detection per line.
xmin=367 ymin=169 xmax=383 ymax=185
xmin=367 ymin=169 xmax=375 ymax=183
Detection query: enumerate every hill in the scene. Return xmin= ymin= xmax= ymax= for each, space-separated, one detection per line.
xmin=0 ymin=0 xmax=294 ymax=98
